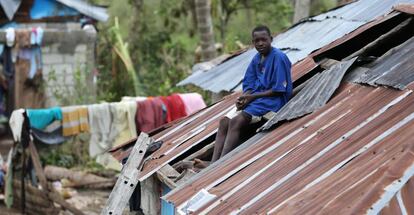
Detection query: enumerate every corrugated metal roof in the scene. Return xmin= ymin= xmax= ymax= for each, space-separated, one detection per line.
xmin=261 ymin=58 xmax=357 ymax=130
xmin=0 ymin=0 xmax=21 ymax=20
xmin=351 ymin=36 xmax=414 ymax=90
xmin=56 ymin=0 xmax=108 ymax=22
xmin=178 ymin=0 xmax=414 ymax=93
xmin=108 ymin=3 xmax=414 ymax=214
xmin=379 ymin=177 xmax=414 ymax=214
xmin=164 ymin=83 xmax=414 ymax=214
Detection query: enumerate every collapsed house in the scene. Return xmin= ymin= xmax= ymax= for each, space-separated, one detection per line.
xmin=108 ymin=1 xmax=414 ymax=214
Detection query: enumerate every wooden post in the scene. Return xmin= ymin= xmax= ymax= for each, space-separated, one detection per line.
xmin=101 ymin=133 xmax=152 ymax=215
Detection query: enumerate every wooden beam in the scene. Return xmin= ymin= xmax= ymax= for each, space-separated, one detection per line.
xmin=157 ymin=171 xmax=177 ymax=189
xmin=101 ymin=133 xmax=152 ymax=215
xmin=157 ymin=165 xmax=180 ymax=189
xmin=158 ymin=164 xmax=180 ymax=178
xmin=175 ymin=169 xmax=197 ymax=187
xmin=183 ymin=142 xmax=215 ymax=162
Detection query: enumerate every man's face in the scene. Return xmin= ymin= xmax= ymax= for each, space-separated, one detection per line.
xmin=252 ymin=30 xmax=272 ymax=55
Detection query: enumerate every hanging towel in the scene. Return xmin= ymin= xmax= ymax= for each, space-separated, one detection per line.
xmin=17 ymin=47 xmax=43 ymax=79
xmin=178 ymin=93 xmax=207 ymax=115
xmin=88 ymin=103 xmax=112 ymax=157
xmin=9 ymin=109 xmax=25 ymax=142
xmin=136 ymin=98 xmax=165 ymax=133
xmin=160 ymin=94 xmax=187 ymax=122
xmin=5 ymin=28 xmax=15 ymax=47
xmin=109 ymin=102 xmax=137 ymax=147
xmin=32 ymin=126 xmax=68 ymax=145
xmin=62 ymin=106 xmax=89 ymax=136
xmin=27 ymin=107 xmax=62 ymax=130
xmin=30 ymin=27 xmax=44 ymax=45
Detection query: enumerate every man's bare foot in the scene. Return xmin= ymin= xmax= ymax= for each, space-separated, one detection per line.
xmin=194 ymin=158 xmax=210 ymax=169
xmin=173 ymin=160 xmax=194 ymax=172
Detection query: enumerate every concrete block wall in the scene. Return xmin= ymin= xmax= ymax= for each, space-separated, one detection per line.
xmin=20 ymin=22 xmax=97 ymax=106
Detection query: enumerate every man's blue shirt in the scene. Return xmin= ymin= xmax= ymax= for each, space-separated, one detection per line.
xmin=242 ymin=47 xmax=292 ymax=116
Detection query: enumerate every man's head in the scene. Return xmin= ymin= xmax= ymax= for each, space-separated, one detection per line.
xmin=252 ymin=25 xmax=272 ymax=56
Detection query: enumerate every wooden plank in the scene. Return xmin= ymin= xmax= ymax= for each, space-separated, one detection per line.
xmin=158 ymin=164 xmax=180 ymax=178
xmin=101 ymin=133 xmax=152 ymax=215
xmin=175 ymin=169 xmax=197 ymax=187
xmin=28 ymin=141 xmax=85 ymax=215
xmin=157 ymin=165 xmax=179 ymax=189
xmin=157 ymin=170 xmax=177 ymax=189
xmin=28 ymin=142 xmax=47 ymax=189
xmin=141 ymin=175 xmax=161 ymax=215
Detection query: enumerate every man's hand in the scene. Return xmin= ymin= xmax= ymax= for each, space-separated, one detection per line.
xmin=236 ymin=94 xmax=255 ymax=110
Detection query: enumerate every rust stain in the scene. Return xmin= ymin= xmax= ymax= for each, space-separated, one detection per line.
xmin=394 ymin=3 xmax=414 ymax=15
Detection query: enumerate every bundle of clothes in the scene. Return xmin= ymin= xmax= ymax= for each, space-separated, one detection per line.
xmin=9 ymin=93 xmax=206 ymax=170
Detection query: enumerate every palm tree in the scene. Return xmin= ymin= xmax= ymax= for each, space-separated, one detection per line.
xmin=293 ymin=0 xmax=311 ymax=23
xmin=195 ymin=0 xmax=216 ymax=61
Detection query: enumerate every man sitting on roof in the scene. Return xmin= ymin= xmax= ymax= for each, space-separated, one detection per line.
xmin=211 ymin=25 xmax=292 ymax=162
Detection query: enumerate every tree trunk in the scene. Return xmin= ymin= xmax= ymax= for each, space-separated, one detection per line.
xmin=128 ymin=0 xmax=144 ymax=61
xmin=243 ymin=0 xmax=253 ymax=29
xmin=338 ymin=0 xmax=353 ymax=6
xmin=195 ymin=0 xmax=216 ymax=61
xmin=293 ymin=0 xmax=311 ymax=23
xmin=44 ymin=165 xmax=115 ymax=189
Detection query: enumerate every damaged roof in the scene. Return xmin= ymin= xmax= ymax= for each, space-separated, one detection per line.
xmin=178 ymin=0 xmax=414 ymax=93
xmin=110 ymin=3 xmax=414 ymax=215
xmin=166 ymin=83 xmax=414 ymax=214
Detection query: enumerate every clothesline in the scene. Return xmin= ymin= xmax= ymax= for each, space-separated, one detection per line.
xmin=9 ymin=93 xmax=206 ymax=170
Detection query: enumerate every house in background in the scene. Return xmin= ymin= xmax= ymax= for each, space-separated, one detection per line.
xmin=0 ymin=0 xmax=108 ymax=116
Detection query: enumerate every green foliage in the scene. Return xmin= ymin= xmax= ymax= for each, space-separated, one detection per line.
xmin=39 ymin=134 xmax=105 ymax=170
xmin=40 ymin=147 xmax=75 ymax=168
xmin=47 ymin=65 xmax=96 ymax=106
xmin=311 ymin=0 xmax=337 ymax=16
xmin=94 ymin=0 xmax=334 ymax=102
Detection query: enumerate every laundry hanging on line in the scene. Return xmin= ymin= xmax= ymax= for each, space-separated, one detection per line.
xmin=8 ymin=93 xmax=206 ymax=170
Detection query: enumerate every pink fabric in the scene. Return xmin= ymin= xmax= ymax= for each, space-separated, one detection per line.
xmin=178 ymin=93 xmax=206 ymax=115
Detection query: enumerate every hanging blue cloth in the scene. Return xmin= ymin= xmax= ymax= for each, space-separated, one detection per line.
xmin=242 ymin=47 xmax=292 ymax=116
xmin=27 ymin=107 xmax=62 ymax=130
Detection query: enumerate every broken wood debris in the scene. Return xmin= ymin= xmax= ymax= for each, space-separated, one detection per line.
xmin=44 ymin=165 xmax=116 ymax=189
xmin=101 ymin=132 xmax=152 ymax=215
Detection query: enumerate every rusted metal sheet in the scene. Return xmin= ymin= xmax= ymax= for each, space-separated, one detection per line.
xmin=136 ymin=93 xmax=239 ymax=181
xmin=164 ymin=83 xmax=414 ymax=214
xmin=261 ymin=58 xmax=357 ymax=131
xmin=291 ymin=56 xmax=318 ymax=82
xmin=351 ymin=36 xmax=414 ymax=90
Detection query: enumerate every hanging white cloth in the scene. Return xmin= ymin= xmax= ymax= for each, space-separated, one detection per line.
xmin=9 ymin=109 xmax=25 ymax=142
